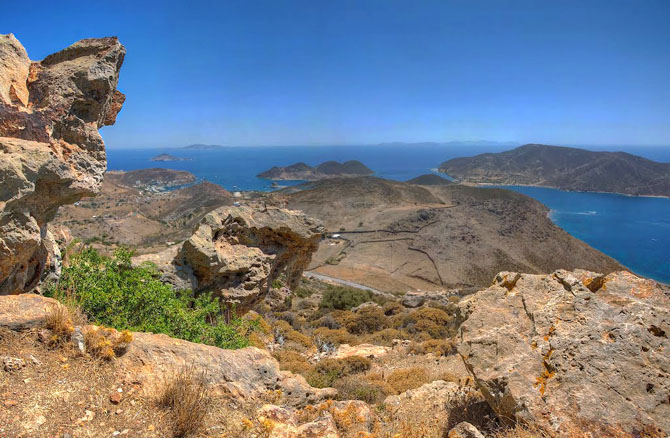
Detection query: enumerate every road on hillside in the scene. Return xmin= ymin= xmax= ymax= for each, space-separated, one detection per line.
xmin=302 ymin=271 xmax=396 ymax=298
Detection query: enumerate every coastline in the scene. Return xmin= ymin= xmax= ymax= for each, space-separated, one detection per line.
xmin=450 ymin=180 xmax=670 ymax=200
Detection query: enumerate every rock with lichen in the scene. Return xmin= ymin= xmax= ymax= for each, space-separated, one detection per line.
xmin=458 ymin=269 xmax=670 ymax=435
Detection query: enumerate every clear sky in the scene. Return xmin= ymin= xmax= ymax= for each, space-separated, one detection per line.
xmin=3 ymin=0 xmax=670 ymax=148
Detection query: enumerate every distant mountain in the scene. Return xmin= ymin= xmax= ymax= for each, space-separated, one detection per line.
xmin=439 ymin=144 xmax=670 ymax=197
xmin=150 ymin=153 xmax=191 ymax=162
xmin=258 ymin=160 xmax=373 ymax=181
xmin=378 ymin=140 xmax=519 ymax=147
xmin=182 ymin=144 xmax=225 ymax=150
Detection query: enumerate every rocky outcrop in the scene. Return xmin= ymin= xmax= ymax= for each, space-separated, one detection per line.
xmin=0 ymin=294 xmax=335 ymax=407
xmin=458 ymin=269 xmax=670 ymax=435
xmin=154 ymin=206 xmax=323 ymax=313
xmin=0 ymin=34 xmax=125 ymax=294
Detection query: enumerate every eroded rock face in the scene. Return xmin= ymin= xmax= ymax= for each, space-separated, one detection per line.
xmin=173 ymin=206 xmax=323 ymax=313
xmin=0 ymin=34 xmax=125 ymax=294
xmin=458 ymin=269 xmax=670 ymax=435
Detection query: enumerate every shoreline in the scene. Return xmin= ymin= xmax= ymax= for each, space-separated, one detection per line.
xmin=451 ymin=180 xmax=670 ymax=200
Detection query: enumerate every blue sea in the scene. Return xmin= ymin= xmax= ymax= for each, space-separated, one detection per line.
xmin=107 ymin=144 xmax=670 ymax=284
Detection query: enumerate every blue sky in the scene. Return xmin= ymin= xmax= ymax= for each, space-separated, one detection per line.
xmin=3 ymin=0 xmax=670 ymax=148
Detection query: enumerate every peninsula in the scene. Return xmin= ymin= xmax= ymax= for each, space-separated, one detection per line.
xmin=438 ymin=144 xmax=670 ymax=197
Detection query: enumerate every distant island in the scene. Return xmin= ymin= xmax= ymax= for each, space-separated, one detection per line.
xmin=438 ymin=144 xmax=670 ymax=197
xmin=406 ymin=174 xmax=453 ymax=186
xmin=258 ymin=160 xmax=374 ymax=181
xmin=150 ymin=153 xmax=191 ymax=162
xmin=182 ymin=144 xmax=226 ymax=150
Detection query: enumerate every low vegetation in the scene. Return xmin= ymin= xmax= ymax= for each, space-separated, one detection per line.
xmin=46 ymin=247 xmax=257 ymax=349
xmin=157 ymin=365 xmax=211 ymax=437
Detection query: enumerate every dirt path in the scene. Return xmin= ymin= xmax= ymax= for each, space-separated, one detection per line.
xmin=302 ymin=271 xmax=396 ymax=298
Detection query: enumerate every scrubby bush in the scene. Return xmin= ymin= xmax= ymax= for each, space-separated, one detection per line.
xmin=334 ymin=376 xmax=394 ymax=404
xmin=394 ymin=307 xmax=455 ymax=339
xmin=273 ymin=350 xmax=311 ymax=374
xmin=382 ymin=301 xmax=404 ymax=316
xmin=313 ymin=327 xmax=357 ymax=346
xmin=307 ymin=356 xmax=372 ymax=388
xmin=272 ymin=319 xmax=314 ymax=351
xmin=386 ymin=367 xmax=431 ymax=394
xmin=320 ymin=286 xmax=372 ymax=310
xmin=409 ymin=339 xmax=456 ymax=356
xmin=332 ymin=307 xmax=388 ymax=335
xmin=363 ymin=328 xmax=406 ymax=346
xmin=46 ymin=247 xmax=254 ymax=350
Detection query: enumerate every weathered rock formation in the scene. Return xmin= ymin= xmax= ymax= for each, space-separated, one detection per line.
xmin=138 ymin=206 xmax=324 ymax=313
xmin=0 ymin=34 xmax=125 ymax=294
xmin=458 ymin=269 xmax=670 ymax=435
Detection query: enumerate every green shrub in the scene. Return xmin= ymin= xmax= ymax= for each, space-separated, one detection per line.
xmin=46 ymin=247 xmax=254 ymax=349
xmin=334 ymin=376 xmax=394 ymax=404
xmin=345 ymin=308 xmax=388 ymax=335
xmin=320 ymin=286 xmax=372 ymax=310
xmin=306 ymin=356 xmax=372 ymax=388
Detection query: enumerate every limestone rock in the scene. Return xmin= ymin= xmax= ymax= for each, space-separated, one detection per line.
xmin=256 ymin=405 xmax=339 ymax=438
xmin=171 ymin=206 xmax=323 ymax=313
xmin=2 ymin=356 xmax=26 ymax=372
xmin=0 ymin=34 xmax=125 ymax=294
xmin=458 ymin=269 xmax=670 ymax=435
xmin=331 ymin=343 xmax=390 ymax=360
xmin=448 ymin=422 xmax=485 ymax=438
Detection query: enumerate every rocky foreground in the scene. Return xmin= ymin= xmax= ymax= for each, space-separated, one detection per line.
xmin=1 ymin=267 xmax=668 ymax=437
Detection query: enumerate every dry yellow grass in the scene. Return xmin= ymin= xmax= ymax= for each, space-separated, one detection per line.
xmin=157 ymin=365 xmax=211 ymax=438
xmin=44 ymin=303 xmax=75 ymax=345
xmin=83 ymin=326 xmax=133 ymax=360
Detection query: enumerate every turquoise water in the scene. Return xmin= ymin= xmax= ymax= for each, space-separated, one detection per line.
xmin=107 ymin=144 xmax=670 ymax=284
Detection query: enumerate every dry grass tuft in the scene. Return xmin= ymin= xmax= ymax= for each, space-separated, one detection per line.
xmin=157 ymin=365 xmax=211 ymax=438
xmin=44 ymin=303 xmax=75 ymax=345
xmin=83 ymin=326 xmax=133 ymax=360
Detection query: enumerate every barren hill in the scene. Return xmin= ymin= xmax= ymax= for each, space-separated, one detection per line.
xmin=258 ymin=160 xmax=373 ymax=180
xmin=275 ymin=176 xmax=622 ymax=293
xmin=54 ymin=173 xmax=233 ymax=253
xmin=439 ymin=144 xmax=670 ymax=197
xmin=106 ymin=168 xmax=196 ymax=189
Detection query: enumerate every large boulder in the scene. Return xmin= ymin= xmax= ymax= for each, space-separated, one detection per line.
xmin=0 ymin=34 xmax=125 ymax=294
xmin=163 ymin=205 xmax=323 ymax=313
xmin=458 ymin=269 xmax=670 ymax=435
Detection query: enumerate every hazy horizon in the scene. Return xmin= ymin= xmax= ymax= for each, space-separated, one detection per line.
xmin=4 ymin=0 xmax=670 ymax=149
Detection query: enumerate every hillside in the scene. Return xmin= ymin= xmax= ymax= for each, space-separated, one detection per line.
xmin=258 ymin=160 xmax=373 ymax=180
xmin=438 ymin=144 xmax=670 ymax=197
xmin=106 ymin=168 xmax=196 ymax=189
xmin=54 ymin=173 xmax=233 ymax=253
xmin=273 ymin=176 xmax=622 ymax=293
